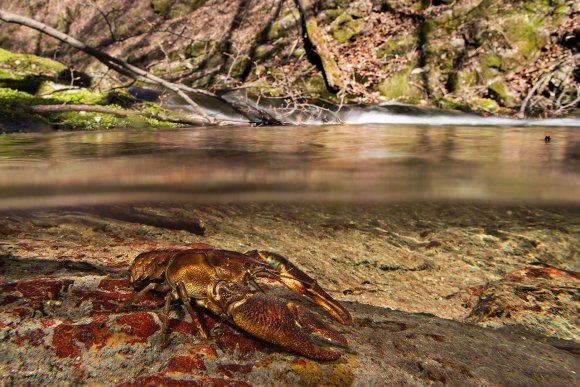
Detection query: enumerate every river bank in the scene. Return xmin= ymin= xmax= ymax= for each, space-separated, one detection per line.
xmin=0 ymin=0 xmax=578 ymax=131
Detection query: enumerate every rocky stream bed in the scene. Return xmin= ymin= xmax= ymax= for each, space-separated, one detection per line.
xmin=0 ymin=203 xmax=578 ymax=385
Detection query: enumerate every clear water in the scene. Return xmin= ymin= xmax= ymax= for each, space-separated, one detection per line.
xmin=0 ymin=122 xmax=578 ymax=346
xmin=0 ymin=124 xmax=578 ymax=209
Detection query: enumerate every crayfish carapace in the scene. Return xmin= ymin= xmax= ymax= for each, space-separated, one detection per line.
xmin=118 ymin=248 xmax=352 ymax=360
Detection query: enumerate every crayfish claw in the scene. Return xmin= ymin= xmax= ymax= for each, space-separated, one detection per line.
xmin=286 ymin=302 xmax=348 ymax=350
xmin=212 ymin=282 xmax=348 ymax=360
xmin=248 ymin=251 xmax=353 ymax=326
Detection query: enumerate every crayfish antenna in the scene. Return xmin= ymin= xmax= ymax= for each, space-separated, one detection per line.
xmin=247 ymin=251 xmax=353 ymax=325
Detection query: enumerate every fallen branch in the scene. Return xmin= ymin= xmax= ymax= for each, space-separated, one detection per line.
xmin=82 ymin=205 xmax=206 ymax=236
xmin=0 ymin=10 xmax=211 ymax=124
xmin=518 ymin=54 xmax=580 ymax=118
xmin=0 ymin=10 xmax=287 ymax=126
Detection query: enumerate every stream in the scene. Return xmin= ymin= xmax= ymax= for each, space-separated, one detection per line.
xmin=0 ymin=122 xmax=578 ymax=209
xmin=0 ymin=118 xmax=579 ymax=384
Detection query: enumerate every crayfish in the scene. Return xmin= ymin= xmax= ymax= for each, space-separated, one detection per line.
xmin=118 ymin=248 xmax=352 ymax=360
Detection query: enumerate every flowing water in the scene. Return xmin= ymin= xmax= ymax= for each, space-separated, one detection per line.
xmin=0 ymin=123 xmax=578 ymax=208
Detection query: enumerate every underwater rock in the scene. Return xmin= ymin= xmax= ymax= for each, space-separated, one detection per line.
xmin=1 ymin=255 xmax=578 ymax=385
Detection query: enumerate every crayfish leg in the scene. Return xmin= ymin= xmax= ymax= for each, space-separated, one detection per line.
xmin=116 ymin=282 xmax=170 ymax=313
xmin=159 ymin=292 xmax=173 ymax=348
xmin=176 ymin=281 xmax=209 ymax=339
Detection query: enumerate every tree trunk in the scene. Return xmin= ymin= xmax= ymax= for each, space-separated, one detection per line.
xmin=293 ymin=0 xmax=343 ymax=93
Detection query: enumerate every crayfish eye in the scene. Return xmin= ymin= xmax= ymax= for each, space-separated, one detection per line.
xmin=213 ymin=280 xmax=231 ymax=300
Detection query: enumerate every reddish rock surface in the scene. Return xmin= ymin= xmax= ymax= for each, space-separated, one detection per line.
xmin=0 ymin=204 xmax=578 ymax=384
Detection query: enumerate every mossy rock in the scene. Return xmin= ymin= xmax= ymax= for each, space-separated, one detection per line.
xmin=436 ymin=97 xmax=472 ymax=112
xmin=268 ymin=10 xmax=300 ymax=40
xmin=377 ymin=67 xmax=425 ymax=103
xmin=330 ymin=13 xmax=361 ymax=43
xmin=319 ymin=0 xmax=351 ymax=10
xmin=243 ymin=84 xmax=283 ymax=97
xmin=0 ymin=48 xmax=67 ymax=93
xmin=0 ymin=86 xmax=172 ymax=131
xmin=300 ymin=74 xmax=338 ymax=101
xmin=319 ymin=9 xmax=344 ymax=25
xmin=455 ymin=69 xmax=478 ymax=92
xmin=471 ymin=97 xmax=500 ymax=113
xmin=377 ymin=35 xmax=416 ymax=59
xmin=0 ymin=87 xmax=45 ymax=113
xmin=502 ymin=13 xmax=547 ymax=61
xmin=488 ymin=81 xmax=517 ymax=108
xmin=229 ymin=55 xmax=251 ymax=78
xmin=427 ymin=42 xmax=458 ymax=69
xmin=0 ymin=49 xmax=93 ymax=93
xmin=184 ymin=41 xmax=214 ymax=60
xmin=478 ymin=53 xmax=503 ymax=81
xmin=150 ymin=0 xmax=206 ymax=18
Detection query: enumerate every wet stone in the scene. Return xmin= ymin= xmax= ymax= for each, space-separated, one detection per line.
xmin=11 ymin=278 xmax=74 ymax=308
xmin=216 ymin=363 xmax=254 ymax=378
xmin=52 ymin=320 xmax=112 ymax=358
xmin=115 ymin=312 xmax=159 ymax=342
xmin=162 ymin=352 xmax=207 ymax=374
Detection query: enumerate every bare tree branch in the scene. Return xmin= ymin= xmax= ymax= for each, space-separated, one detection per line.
xmin=518 ymin=54 xmax=580 ymax=118
xmin=0 ymin=10 xmax=216 ymax=123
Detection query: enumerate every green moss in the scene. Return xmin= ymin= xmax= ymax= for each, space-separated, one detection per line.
xmin=268 ymin=10 xmax=299 ymax=40
xmin=46 ymin=111 xmax=121 ymax=130
xmin=301 ymin=74 xmax=337 ymax=101
xmin=254 ymin=46 xmax=271 ymax=61
xmin=244 ymin=84 xmax=283 ymax=97
xmin=0 ymin=49 xmax=65 ymax=74
xmin=229 ymin=55 xmax=251 ymax=78
xmin=471 ymin=97 xmax=499 ymax=112
xmin=478 ymin=53 xmax=503 ymax=81
xmin=377 ymin=67 xmax=424 ymax=102
xmin=319 ymin=9 xmax=344 ymax=25
xmin=267 ymin=22 xmax=285 ymax=41
xmin=330 ymin=13 xmax=361 ymax=43
xmin=0 ymin=48 xmax=67 ymax=93
xmin=436 ymin=97 xmax=472 ymax=112
xmin=427 ymin=42 xmax=458 ymax=71
xmin=0 ymin=87 xmax=44 ymax=106
xmin=184 ymin=41 xmax=214 ymax=59
xmin=50 ymin=89 xmax=109 ymax=105
xmin=376 ymin=35 xmax=416 ymax=59
xmin=481 ymin=53 xmax=502 ymax=69
xmin=305 ymin=18 xmax=342 ymax=91
xmin=488 ymin=81 xmax=516 ymax=107
xmin=0 ymin=86 xmax=176 ymax=130
xmin=503 ymin=14 xmax=546 ymax=59
xmin=456 ymin=70 xmax=478 ymax=90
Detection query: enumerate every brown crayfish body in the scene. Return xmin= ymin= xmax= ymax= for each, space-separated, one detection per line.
xmin=119 ymin=248 xmax=352 ymax=360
